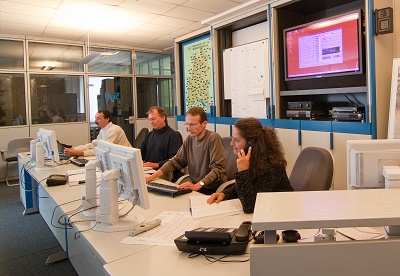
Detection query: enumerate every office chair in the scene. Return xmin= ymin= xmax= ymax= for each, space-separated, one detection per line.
xmin=289 ymin=147 xmax=334 ymax=191
xmin=132 ymin=127 xmax=149 ymax=148
xmin=1 ymin=137 xmax=33 ymax=186
xmin=216 ymin=137 xmax=237 ymax=192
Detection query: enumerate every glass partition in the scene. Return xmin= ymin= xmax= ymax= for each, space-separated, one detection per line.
xmin=30 ymin=74 xmax=85 ymax=124
xmin=28 ymin=42 xmax=84 ymax=72
xmin=0 ymin=73 xmax=26 ymax=126
xmin=0 ymin=40 xmax=24 ymax=70
xmin=136 ymin=77 xmax=173 ymax=117
xmin=135 ymin=52 xmax=172 ymax=76
xmin=88 ymin=48 xmax=132 ymax=74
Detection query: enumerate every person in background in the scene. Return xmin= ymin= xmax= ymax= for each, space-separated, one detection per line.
xmin=207 ymin=118 xmax=293 ymax=213
xmin=0 ymin=107 xmax=6 ymax=126
xmin=64 ymin=109 xmax=131 ymax=157
xmin=47 ymin=108 xmax=64 ymax=123
xmin=57 ymin=108 xmax=67 ymax=121
xmin=140 ymin=106 xmax=183 ymax=181
xmin=145 ymin=106 xmax=227 ymax=195
xmin=37 ymin=108 xmax=51 ymax=124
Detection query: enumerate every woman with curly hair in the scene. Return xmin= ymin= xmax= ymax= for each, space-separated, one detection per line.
xmin=207 ymin=118 xmax=293 ymax=213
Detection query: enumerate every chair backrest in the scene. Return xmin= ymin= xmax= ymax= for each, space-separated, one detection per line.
xmin=132 ymin=128 xmax=149 ymax=148
xmin=176 ymin=130 xmax=183 ymax=144
xmin=289 ymin=147 xmax=334 ymax=191
xmin=222 ymin=137 xmax=237 ymax=181
xmin=7 ymin=137 xmax=34 ymax=157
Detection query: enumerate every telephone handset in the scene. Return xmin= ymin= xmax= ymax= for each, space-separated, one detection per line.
xmin=235 ymin=221 xmax=252 ymax=242
xmin=243 ymin=141 xmax=254 ymax=155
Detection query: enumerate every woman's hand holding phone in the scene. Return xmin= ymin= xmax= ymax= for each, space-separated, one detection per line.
xmin=237 ymin=142 xmax=252 ymax=172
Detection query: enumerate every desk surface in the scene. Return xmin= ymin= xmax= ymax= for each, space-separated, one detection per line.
xmin=252 ymin=189 xmax=400 ymax=231
xmin=19 ymin=153 xmax=253 ymax=276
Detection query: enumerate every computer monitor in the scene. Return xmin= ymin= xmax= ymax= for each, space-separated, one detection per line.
xmin=347 ymin=139 xmax=400 ymax=189
xmin=82 ymin=139 xmax=113 ymax=217
xmin=92 ymin=143 xmax=150 ymax=232
xmin=94 ymin=139 xmax=112 ymax=172
xmin=31 ymin=128 xmax=60 ymax=170
xmin=37 ymin=128 xmax=60 ymax=163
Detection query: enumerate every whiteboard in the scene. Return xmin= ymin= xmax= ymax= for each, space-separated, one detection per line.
xmin=223 ymin=39 xmax=269 ymax=118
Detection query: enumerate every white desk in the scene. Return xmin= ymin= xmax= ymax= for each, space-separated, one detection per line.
xmin=250 ymin=189 xmax=400 ymax=275
xmin=19 ymin=153 xmax=253 ymax=275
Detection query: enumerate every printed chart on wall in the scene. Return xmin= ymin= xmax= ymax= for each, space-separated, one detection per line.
xmin=223 ymin=39 xmax=269 ymax=118
xmin=181 ymin=33 xmax=214 ymax=113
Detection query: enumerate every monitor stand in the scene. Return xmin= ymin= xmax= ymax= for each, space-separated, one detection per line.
xmin=82 ymin=162 xmax=98 ymax=217
xmin=91 ymin=170 xmax=144 ymax=232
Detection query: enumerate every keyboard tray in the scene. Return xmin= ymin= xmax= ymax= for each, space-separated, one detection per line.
xmin=147 ymin=181 xmax=192 ymax=197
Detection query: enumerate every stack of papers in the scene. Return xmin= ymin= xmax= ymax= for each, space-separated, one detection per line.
xmin=189 ymin=196 xmax=243 ymax=219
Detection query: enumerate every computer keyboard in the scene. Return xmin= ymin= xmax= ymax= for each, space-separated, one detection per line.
xmin=69 ymin=157 xmax=89 ymax=167
xmin=147 ymin=181 xmax=192 ymax=197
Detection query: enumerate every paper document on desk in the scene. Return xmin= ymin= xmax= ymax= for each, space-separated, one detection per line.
xmin=189 ymin=196 xmax=243 ymax=219
xmin=120 ymin=211 xmax=198 ymax=246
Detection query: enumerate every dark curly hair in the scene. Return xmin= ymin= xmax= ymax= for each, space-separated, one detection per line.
xmin=234 ymin=118 xmax=287 ymax=181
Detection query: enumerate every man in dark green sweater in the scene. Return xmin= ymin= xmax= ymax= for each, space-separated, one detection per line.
xmin=140 ymin=106 xmax=183 ymax=181
xmin=146 ymin=106 xmax=227 ymax=195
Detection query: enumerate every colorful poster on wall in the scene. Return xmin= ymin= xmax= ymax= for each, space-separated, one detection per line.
xmin=181 ymin=33 xmax=214 ymax=113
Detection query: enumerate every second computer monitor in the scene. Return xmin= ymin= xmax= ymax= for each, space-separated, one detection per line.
xmin=108 ymin=143 xmax=150 ymax=210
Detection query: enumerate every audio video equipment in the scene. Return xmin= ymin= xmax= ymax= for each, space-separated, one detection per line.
xmin=286 ymin=109 xmax=327 ymax=119
xmin=288 ymin=101 xmax=317 ymax=110
xmin=332 ymin=106 xmax=365 ymax=121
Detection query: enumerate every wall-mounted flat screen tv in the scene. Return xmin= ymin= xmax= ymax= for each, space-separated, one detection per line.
xmin=284 ymin=10 xmax=363 ymax=81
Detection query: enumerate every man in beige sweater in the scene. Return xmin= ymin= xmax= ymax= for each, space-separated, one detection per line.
xmin=64 ymin=110 xmax=131 ymax=157
xmin=146 ymin=106 xmax=227 ymax=195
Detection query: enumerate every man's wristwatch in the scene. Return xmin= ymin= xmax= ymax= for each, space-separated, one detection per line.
xmin=199 ymin=181 xmax=205 ymax=187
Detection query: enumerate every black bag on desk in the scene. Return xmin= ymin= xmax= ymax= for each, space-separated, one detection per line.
xmin=174 ymin=222 xmax=251 ymax=255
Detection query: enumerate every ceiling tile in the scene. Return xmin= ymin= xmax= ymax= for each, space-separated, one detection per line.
xmin=0 ymin=12 xmax=51 ymax=26
xmin=0 ymin=1 xmax=55 ymax=17
xmin=150 ymin=16 xmax=195 ymax=28
xmin=120 ymin=0 xmax=177 ymax=14
xmin=136 ymin=23 xmax=177 ymax=34
xmin=164 ymin=6 xmax=215 ymax=21
xmin=183 ymin=0 xmax=240 ymax=13
xmin=0 ymin=0 xmax=253 ymax=50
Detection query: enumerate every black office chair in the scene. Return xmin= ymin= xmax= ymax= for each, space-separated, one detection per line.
xmin=1 ymin=137 xmax=33 ymax=186
xmin=289 ymin=147 xmax=334 ymax=191
xmin=132 ymin=127 xmax=149 ymax=148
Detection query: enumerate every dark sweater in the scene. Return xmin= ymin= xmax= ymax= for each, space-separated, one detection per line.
xmin=223 ymin=165 xmax=293 ymax=213
xmin=140 ymin=125 xmax=182 ymax=168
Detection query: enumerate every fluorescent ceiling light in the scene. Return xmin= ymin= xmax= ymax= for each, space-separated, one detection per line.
xmin=41 ymin=65 xmax=56 ymax=71
xmin=77 ymin=51 xmax=119 ymax=65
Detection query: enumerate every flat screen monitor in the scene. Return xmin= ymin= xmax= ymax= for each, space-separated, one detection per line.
xmin=37 ymin=128 xmax=59 ymax=163
xmin=347 ymin=139 xmax=400 ymax=189
xmin=108 ymin=143 xmax=150 ymax=210
xmin=93 ymin=143 xmax=150 ymax=232
xmin=94 ymin=139 xmax=113 ymax=172
xmin=284 ymin=10 xmax=362 ymax=81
